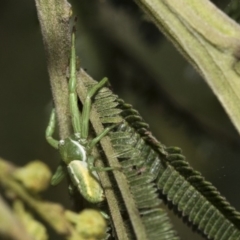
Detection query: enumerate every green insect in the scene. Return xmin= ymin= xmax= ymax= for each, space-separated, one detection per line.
xmin=46 ymin=30 xmax=115 ymax=203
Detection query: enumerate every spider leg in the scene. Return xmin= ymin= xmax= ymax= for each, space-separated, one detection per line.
xmin=46 ymin=109 xmax=59 ymax=149
xmin=89 ymin=124 xmax=116 ymax=150
xmin=51 ymin=164 xmax=66 ymax=186
xmin=81 ymin=77 xmax=108 ymax=139
xmin=69 ymin=30 xmax=81 ymax=134
xmin=88 ymin=156 xmax=115 ymax=172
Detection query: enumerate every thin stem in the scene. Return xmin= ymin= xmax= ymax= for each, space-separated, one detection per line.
xmin=77 ymin=69 xmax=148 ymax=240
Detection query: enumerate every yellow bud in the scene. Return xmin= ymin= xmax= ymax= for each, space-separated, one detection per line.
xmin=65 ymin=209 xmax=107 ymax=239
xmin=13 ymin=160 xmax=51 ymax=192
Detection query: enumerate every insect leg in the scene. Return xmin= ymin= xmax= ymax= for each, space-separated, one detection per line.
xmin=81 ymin=77 xmax=108 ymax=139
xmin=69 ymin=30 xmax=81 ymax=134
xmin=45 ymin=109 xmax=59 ymax=149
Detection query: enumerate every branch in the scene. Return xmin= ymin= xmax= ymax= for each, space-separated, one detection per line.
xmin=35 ymin=0 xmax=72 ymax=139
xmin=77 ymin=70 xmax=147 ymax=239
xmin=134 ymin=0 xmax=240 ymax=135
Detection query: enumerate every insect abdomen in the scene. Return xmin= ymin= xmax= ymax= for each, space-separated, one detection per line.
xmin=68 ymin=160 xmax=104 ymax=203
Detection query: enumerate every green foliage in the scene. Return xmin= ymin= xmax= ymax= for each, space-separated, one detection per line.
xmin=88 ymin=77 xmax=240 ymax=239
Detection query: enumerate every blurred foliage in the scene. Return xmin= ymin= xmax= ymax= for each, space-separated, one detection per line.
xmin=0 ymin=0 xmax=240 ymax=239
xmin=0 ymin=158 xmax=108 ymax=239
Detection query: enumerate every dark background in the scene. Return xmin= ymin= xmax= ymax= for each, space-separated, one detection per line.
xmin=0 ymin=0 xmax=239 ymax=239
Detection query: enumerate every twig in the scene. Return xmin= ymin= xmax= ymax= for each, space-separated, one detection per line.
xmin=134 ymin=0 xmax=240 ymax=135
xmin=35 ymin=0 xmax=72 ymax=139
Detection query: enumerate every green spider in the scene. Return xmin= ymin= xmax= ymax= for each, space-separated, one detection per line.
xmin=45 ymin=31 xmax=115 ymax=203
